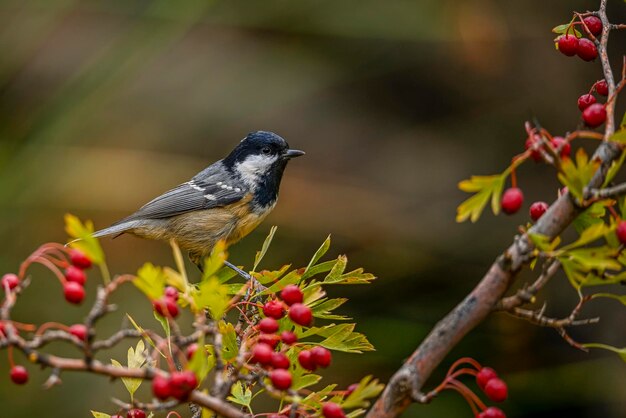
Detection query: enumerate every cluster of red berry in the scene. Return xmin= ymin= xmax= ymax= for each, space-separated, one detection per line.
xmin=63 ymin=249 xmax=92 ymax=304
xmin=556 ymin=16 xmax=602 ymax=61
xmin=152 ymin=370 xmax=198 ymax=401
xmin=152 ymin=285 xmax=180 ymax=318
xmin=578 ymin=79 xmax=609 ymax=127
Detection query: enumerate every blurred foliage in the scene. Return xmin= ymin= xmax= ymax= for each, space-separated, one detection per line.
xmin=0 ymin=0 xmax=625 ymax=417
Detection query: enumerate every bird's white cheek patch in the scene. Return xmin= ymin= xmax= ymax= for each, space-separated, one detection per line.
xmin=235 ymin=154 xmax=278 ymax=186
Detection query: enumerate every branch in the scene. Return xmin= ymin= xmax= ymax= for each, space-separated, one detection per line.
xmin=366 ymin=2 xmax=622 ymax=416
xmin=494 ymin=259 xmax=561 ymax=311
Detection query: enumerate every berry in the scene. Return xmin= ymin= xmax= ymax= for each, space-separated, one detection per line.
xmin=288 ymin=303 xmax=313 ymax=327
xmin=251 ymin=343 xmax=274 ymax=365
xmin=577 ymin=38 xmax=598 ymax=61
xmin=69 ymin=324 xmax=88 ymax=341
xmin=346 ymin=383 xmax=359 ymax=396
xmin=153 ymin=297 xmax=179 ymax=318
xmin=298 ymin=349 xmax=316 ymax=371
xmin=280 ymin=284 xmax=303 ymax=306
xmin=583 ymin=16 xmax=602 ymax=36
xmin=164 ymin=286 xmax=179 ymax=301
xmin=65 ymin=265 xmax=87 ymax=286
xmin=529 ymin=201 xmax=549 ymax=221
xmin=557 ymin=35 xmax=578 ymax=56
xmin=258 ymin=333 xmax=280 ymax=349
xmin=69 ymin=249 xmax=92 ymax=269
xmin=476 ymin=367 xmax=498 ymax=390
xmin=270 ymin=369 xmax=292 ymax=390
xmin=127 ymin=409 xmax=146 ymax=418
xmin=186 ymin=343 xmax=199 ymax=360
xmin=259 ymin=317 xmax=279 ymax=334
xmin=64 ymin=281 xmax=85 ymax=304
xmin=595 ymin=79 xmax=609 ymax=96
xmin=263 ymin=300 xmax=285 ymax=319
xmin=10 ymin=365 xmax=28 ymax=385
xmin=550 ymin=136 xmax=571 ymax=158
xmin=322 ymin=402 xmax=346 ymax=418
xmin=271 ymin=352 xmax=291 ymax=370
xmin=524 ymin=136 xmax=543 ymax=162
xmin=1 ymin=273 xmax=19 ymax=291
xmin=280 ymin=331 xmax=298 ymax=345
xmin=577 ymin=93 xmax=596 ymax=111
xmin=616 ymin=221 xmax=626 ymax=245
xmin=311 ymin=346 xmax=332 ymax=368
xmin=501 ymin=188 xmax=524 ymax=215
xmin=478 ymin=407 xmax=507 ymax=418
xmin=168 ymin=371 xmax=198 ymax=401
xmin=484 ymin=378 xmax=508 ymax=402
xmin=582 ymin=103 xmax=607 ymax=127
xmin=152 ymin=374 xmax=171 ymax=400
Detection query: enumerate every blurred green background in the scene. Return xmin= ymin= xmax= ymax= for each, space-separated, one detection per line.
xmin=1 ymin=0 xmax=625 ymax=417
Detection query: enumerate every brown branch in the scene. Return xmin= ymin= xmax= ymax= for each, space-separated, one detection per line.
xmin=366 ymin=2 xmax=622 ymax=417
xmin=494 ymin=259 xmax=561 ymax=311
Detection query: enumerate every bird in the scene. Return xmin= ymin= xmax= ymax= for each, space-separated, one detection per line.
xmin=91 ymin=131 xmax=304 ymax=270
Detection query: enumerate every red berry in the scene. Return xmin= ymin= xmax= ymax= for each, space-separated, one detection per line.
xmin=280 ymin=331 xmax=298 ymax=345
xmin=259 ymin=317 xmax=279 ymax=334
xmin=476 ymin=367 xmax=498 ymax=390
xmin=557 ymin=35 xmax=578 ymax=56
xmin=311 ymin=346 xmax=332 ymax=368
xmin=478 ymin=407 xmax=507 ymax=418
xmin=583 ymin=16 xmax=602 ymax=36
xmin=127 ymin=409 xmax=146 ymax=418
xmin=69 ymin=249 xmax=92 ymax=269
xmin=346 ymin=383 xmax=359 ymax=396
xmin=280 ymin=284 xmax=303 ymax=306
xmin=69 ymin=324 xmax=88 ymax=341
xmin=529 ymin=201 xmax=549 ymax=221
xmin=288 ymin=303 xmax=313 ymax=327
xmin=270 ymin=369 xmax=292 ymax=390
xmin=1 ymin=273 xmax=19 ymax=291
xmin=484 ymin=378 xmax=508 ymax=402
xmin=616 ymin=221 xmax=626 ymax=245
xmin=65 ymin=265 xmax=87 ymax=286
xmin=595 ymin=79 xmax=609 ymax=96
xmin=263 ymin=300 xmax=285 ymax=319
xmin=322 ymin=402 xmax=346 ymax=418
xmin=251 ymin=343 xmax=274 ymax=365
xmin=550 ymin=136 xmax=571 ymax=158
xmin=582 ymin=103 xmax=607 ymax=127
xmin=577 ymin=93 xmax=596 ymax=111
xmin=186 ymin=343 xmax=199 ymax=360
xmin=164 ymin=286 xmax=179 ymax=301
xmin=258 ymin=333 xmax=280 ymax=349
xmin=501 ymin=188 xmax=524 ymax=215
xmin=524 ymin=136 xmax=543 ymax=162
xmin=64 ymin=281 xmax=85 ymax=304
xmin=577 ymin=38 xmax=598 ymax=61
xmin=298 ymin=349 xmax=317 ymax=371
xmin=271 ymin=352 xmax=291 ymax=370
xmin=153 ymin=298 xmax=179 ymax=318
xmin=152 ymin=374 xmax=171 ymax=400
xmin=10 ymin=365 xmax=28 ymax=385
xmin=169 ymin=371 xmax=198 ymax=401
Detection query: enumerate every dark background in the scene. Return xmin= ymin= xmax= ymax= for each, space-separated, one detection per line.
xmin=0 ymin=1 xmax=625 ymax=417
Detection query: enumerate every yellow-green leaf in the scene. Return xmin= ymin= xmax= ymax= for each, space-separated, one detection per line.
xmin=304 ymin=235 xmax=332 ymax=275
xmin=557 ymin=148 xmax=600 ymax=202
xmin=134 ymin=263 xmax=166 ymax=301
xmin=65 ymin=214 xmax=105 ymax=265
xmin=253 ymin=225 xmax=277 ymax=272
xmin=194 ymin=276 xmax=229 ymax=319
xmin=456 ymin=174 xmax=507 ymax=223
xmin=342 ymin=375 xmax=385 ymax=409
xmin=202 ymin=241 xmax=227 ymax=280
xmin=91 ymin=412 xmax=111 ymax=418
xmin=228 ymin=381 xmax=252 ymax=407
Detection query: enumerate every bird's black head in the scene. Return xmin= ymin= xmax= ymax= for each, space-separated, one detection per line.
xmin=223 ymin=131 xmax=304 ymax=207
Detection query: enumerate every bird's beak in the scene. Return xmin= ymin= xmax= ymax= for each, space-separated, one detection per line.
xmin=284 ymin=149 xmax=305 ymax=159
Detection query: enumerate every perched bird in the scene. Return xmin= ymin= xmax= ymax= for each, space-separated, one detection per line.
xmin=91 ymin=131 xmax=304 ymax=269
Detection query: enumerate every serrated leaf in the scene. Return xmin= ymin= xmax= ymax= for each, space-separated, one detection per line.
xmin=558 ymin=148 xmax=600 ymax=202
xmin=65 ymin=214 xmax=105 ymax=265
xmin=91 ymin=412 xmax=111 ymax=418
xmin=342 ymin=375 xmax=385 ymax=409
xmin=228 ymin=381 xmax=252 ymax=407
xmin=336 ymin=268 xmax=376 ymax=285
xmin=310 ymin=298 xmax=350 ymax=320
xmin=111 ymin=358 xmax=143 ymax=399
xmin=254 ymin=264 xmax=291 ymax=285
xmin=304 ymin=235 xmax=332 ymax=274
xmin=456 ymin=174 xmax=507 ymax=223
xmin=202 ymin=241 xmax=227 ymax=280
xmin=565 ymin=247 xmax=621 ymax=272
xmin=316 ymin=323 xmax=374 ymax=353
xmin=302 ymin=260 xmax=337 ymax=280
xmin=253 ymin=225 xmax=277 ymax=271
xmin=194 ymin=276 xmax=229 ymax=318
xmin=561 ymin=222 xmax=611 ymax=251
xmin=573 ymin=201 xmax=607 ymax=234
xmin=134 ymin=263 xmax=166 ymax=301
xmin=257 ymin=270 xmax=301 ymax=296
xmin=188 ymin=336 xmax=212 ymax=383
xmin=323 ymin=256 xmax=347 ymax=283
xmin=292 ymin=372 xmax=322 ymax=390
xmin=528 ymin=233 xmax=561 ymax=252
xmin=603 ymin=147 xmax=626 ymax=187
xmin=218 ymin=321 xmax=239 ymax=361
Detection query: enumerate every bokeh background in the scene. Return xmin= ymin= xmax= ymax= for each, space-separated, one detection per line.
xmin=1 ymin=0 xmax=625 ymax=417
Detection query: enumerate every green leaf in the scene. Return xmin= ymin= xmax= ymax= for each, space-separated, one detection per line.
xmin=292 ymin=371 xmax=322 ymax=390
xmin=310 ymin=298 xmax=350 ymax=320
xmin=584 ymin=343 xmax=626 ymax=362
xmin=335 ymin=268 xmax=376 ymax=285
xmin=303 ymin=323 xmax=375 ymax=353
xmin=65 ymin=214 xmax=105 ymax=265
xmin=218 ymin=321 xmax=239 ymax=362
xmin=456 ymin=174 xmax=507 ymax=223
xmin=528 ymin=233 xmax=561 ymax=252
xmin=125 ymin=314 xmax=164 ymax=357
xmin=323 ymin=256 xmax=347 ymax=283
xmin=201 ymin=240 xmax=227 ymax=281
xmin=194 ymin=276 xmax=230 ymax=318
xmin=254 ymin=264 xmax=291 ymax=285
xmin=573 ymin=201 xmax=607 ymax=234
xmin=304 ymin=235 xmax=332 ymax=274
xmin=565 ymin=247 xmax=621 ymax=272
xmin=557 ymin=148 xmax=600 ymax=202
xmin=551 ymin=23 xmax=582 ymax=37
xmin=228 ymin=381 xmax=252 ymax=407
xmin=561 ymin=222 xmax=611 ymax=250
xmin=257 ymin=269 xmax=301 ymax=297
xmin=163 ymin=267 xmax=187 ymax=293
xmin=91 ymin=412 xmax=111 ymax=418
xmin=608 ymin=129 xmax=626 ymax=144
xmin=302 ymin=260 xmax=337 ymax=280
xmin=111 ymin=357 xmax=143 ymax=400
xmin=253 ymin=225 xmax=278 ymax=271
xmin=134 ymin=263 xmax=166 ymax=301
xmin=169 ymin=239 xmax=189 ymax=290
xmin=342 ymin=375 xmax=385 ymax=409
xmin=153 ymin=310 xmax=171 ymax=355
xmin=603 ymin=147 xmax=626 ymax=187
xmin=592 ymin=292 xmax=626 ymax=306
xmin=215 ymin=266 xmax=238 ymax=284
xmin=188 ymin=336 xmax=212 ymax=383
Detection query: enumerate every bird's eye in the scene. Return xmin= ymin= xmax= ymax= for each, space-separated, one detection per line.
xmin=261 ymin=147 xmax=272 ymax=154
